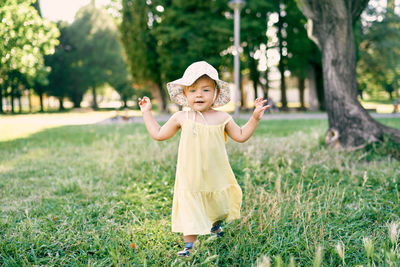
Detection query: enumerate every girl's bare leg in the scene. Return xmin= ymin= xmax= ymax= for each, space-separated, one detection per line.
xmin=183 ymin=235 xmax=197 ymax=243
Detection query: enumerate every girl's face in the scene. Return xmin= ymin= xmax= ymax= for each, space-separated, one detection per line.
xmin=184 ymin=76 xmax=217 ymax=112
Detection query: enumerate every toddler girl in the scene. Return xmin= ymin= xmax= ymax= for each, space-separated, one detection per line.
xmin=138 ymin=61 xmax=269 ymax=257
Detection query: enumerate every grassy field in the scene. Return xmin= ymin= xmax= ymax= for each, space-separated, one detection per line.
xmin=1 ymin=117 xmax=400 ymax=266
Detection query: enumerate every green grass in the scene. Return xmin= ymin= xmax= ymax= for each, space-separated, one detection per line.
xmin=1 ymin=118 xmax=400 ymax=266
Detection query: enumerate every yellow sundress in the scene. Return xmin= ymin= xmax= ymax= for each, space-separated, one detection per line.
xmin=171 ymin=110 xmax=242 ymax=236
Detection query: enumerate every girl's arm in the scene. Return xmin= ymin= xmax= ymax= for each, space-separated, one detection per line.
xmin=139 ymin=96 xmax=181 ymax=141
xmin=225 ymin=97 xmax=269 ymax=143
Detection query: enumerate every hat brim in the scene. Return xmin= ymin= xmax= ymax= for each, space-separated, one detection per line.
xmin=167 ymin=79 xmax=230 ymax=107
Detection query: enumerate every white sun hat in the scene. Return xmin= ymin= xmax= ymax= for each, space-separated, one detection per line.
xmin=166 ymin=61 xmax=230 ymax=107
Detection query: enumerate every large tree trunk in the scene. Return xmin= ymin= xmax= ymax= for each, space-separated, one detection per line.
xmin=298 ymin=0 xmax=400 ymax=148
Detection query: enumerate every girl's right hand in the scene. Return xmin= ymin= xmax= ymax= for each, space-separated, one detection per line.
xmin=138 ymin=96 xmax=152 ymax=112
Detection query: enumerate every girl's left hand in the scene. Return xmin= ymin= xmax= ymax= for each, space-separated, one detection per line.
xmin=252 ymin=97 xmax=270 ymax=120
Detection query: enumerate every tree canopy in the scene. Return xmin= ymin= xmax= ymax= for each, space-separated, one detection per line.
xmin=0 ymin=0 xmax=59 ymax=112
xmin=0 ymin=0 xmax=59 ymax=78
xmin=356 ymin=1 xmax=400 ymax=99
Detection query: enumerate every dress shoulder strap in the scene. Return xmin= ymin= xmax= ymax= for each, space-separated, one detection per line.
xmin=223 ymin=115 xmax=232 ymax=125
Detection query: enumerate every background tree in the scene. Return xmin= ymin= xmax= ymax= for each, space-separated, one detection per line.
xmin=356 ymin=0 xmax=400 ymax=100
xmin=5 ymin=70 xmax=25 ymax=113
xmin=46 ymin=22 xmax=89 ymax=108
xmin=32 ymin=67 xmax=50 ymax=112
xmin=297 ymin=0 xmax=400 ymax=148
xmin=273 ymin=0 xmax=289 ymax=110
xmin=241 ymin=1 xmax=273 ymax=103
xmin=120 ymin=0 xmax=167 ymax=111
xmin=155 ymin=0 xmax=232 ymax=107
xmin=108 ymin=53 xmax=135 ymax=108
xmin=30 ymin=0 xmax=52 ymax=112
xmin=68 ymin=2 xmax=126 ymax=109
xmin=0 ymin=0 xmax=59 ymax=113
xmin=45 ymin=22 xmax=75 ymax=110
xmin=284 ymin=0 xmax=322 ymax=110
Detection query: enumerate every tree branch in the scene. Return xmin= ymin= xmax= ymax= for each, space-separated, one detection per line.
xmin=297 ymin=0 xmax=318 ymax=21
xmin=297 ymin=0 xmax=322 ymax=48
xmin=306 ymin=19 xmax=321 ymax=49
xmin=351 ymin=0 xmax=370 ymax=22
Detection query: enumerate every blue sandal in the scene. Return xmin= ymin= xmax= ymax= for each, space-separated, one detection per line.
xmin=210 ymin=223 xmax=224 ymax=237
xmin=177 ymin=242 xmax=194 ymax=257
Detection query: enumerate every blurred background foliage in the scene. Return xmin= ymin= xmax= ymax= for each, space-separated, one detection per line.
xmin=0 ymin=0 xmax=399 ymax=113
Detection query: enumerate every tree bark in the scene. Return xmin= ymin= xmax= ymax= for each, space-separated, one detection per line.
xmin=239 ymin=70 xmax=245 ymax=110
xmin=73 ymin=100 xmax=81 ymax=108
xmin=28 ymin=89 xmax=32 ymax=113
xmin=39 ymin=93 xmax=44 ymax=112
xmin=71 ymin=91 xmax=82 ymax=108
xmin=156 ymin=80 xmax=167 ymax=112
xmin=298 ymin=77 xmax=306 ymax=110
xmin=307 ymin=65 xmax=319 ymax=111
xmin=249 ymin=53 xmax=259 ymax=99
xmin=18 ymin=95 xmax=22 ymax=113
xmin=261 ymin=68 xmax=270 ymax=99
xmin=314 ymin=62 xmax=325 ymax=110
xmin=0 ymin=87 xmax=3 ymax=113
xmin=92 ymin=86 xmax=98 ymax=109
xmin=241 ymin=82 xmax=248 ymax=110
xmin=151 ymin=82 xmax=165 ymax=112
xmin=58 ymin=97 xmax=64 ymax=111
xmin=298 ymin=0 xmax=400 ymax=148
xmin=11 ymin=87 xmax=15 ymax=113
xmin=276 ymin=0 xmax=288 ymax=110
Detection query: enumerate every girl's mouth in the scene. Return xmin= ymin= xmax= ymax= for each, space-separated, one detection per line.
xmin=195 ymin=101 xmax=204 ymax=103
